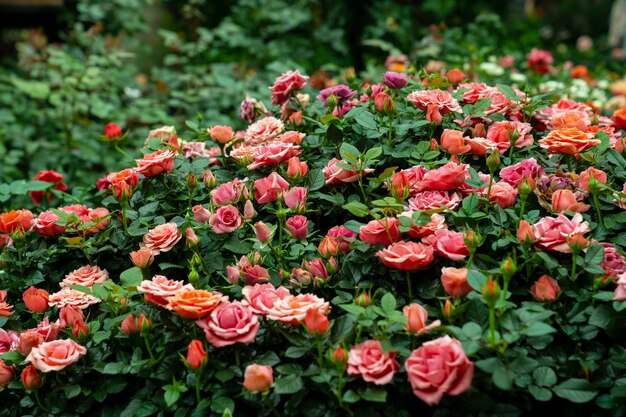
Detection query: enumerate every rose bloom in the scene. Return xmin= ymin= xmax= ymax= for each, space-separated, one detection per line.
xmin=107 ymin=168 xmax=139 ymax=200
xmin=465 ymin=137 xmax=499 ymax=156
xmin=527 ymin=48 xmax=553 ymax=73
xmin=135 ymin=149 xmax=177 ymax=177
xmin=407 ymin=90 xmax=462 ymax=124
xmin=423 ymin=229 xmax=470 ymax=261
xmin=317 ymin=85 xmax=357 ymax=105
xmin=241 ymin=283 xmax=291 ymax=316
xmin=530 ymin=275 xmax=560 ymax=301
xmin=327 ymin=225 xmax=357 ymax=252
xmin=33 ymin=211 xmax=65 ymax=236
xmin=550 ymin=112 xmax=589 ymax=131
xmin=137 ymin=275 xmax=194 ymax=307
xmin=284 ymin=187 xmax=307 ymax=211
xmin=551 ymin=189 xmax=590 ymax=213
xmin=265 ymin=293 xmax=330 ymax=325
xmin=248 ymin=142 xmax=301 ymax=170
xmin=499 ymin=158 xmax=544 ymax=187
xmin=404 ymin=303 xmax=441 ymax=334
xmin=405 ymin=336 xmax=474 ymax=405
xmin=208 ymin=125 xmax=234 ymax=144
xmin=211 ymin=180 xmax=243 ymax=205
xmin=244 ymin=364 xmax=273 ymax=392
xmin=48 ymin=288 xmax=100 ymax=309
xmin=25 ymin=339 xmax=87 ymax=373
xmin=167 ymin=289 xmax=227 ymax=319
xmin=441 ymin=267 xmax=472 ymax=298
xmin=30 ymin=170 xmax=68 ymax=205
xmin=270 ymin=70 xmax=308 ymax=105
xmin=440 ymin=129 xmax=471 ymax=155
xmin=141 ymin=222 xmax=182 ymax=254
xmin=407 ymin=191 xmax=463 ymax=212
xmin=600 ymin=243 xmax=626 ymax=278
xmin=209 ymin=205 xmax=244 ymax=234
xmin=376 ymin=241 xmax=434 ymax=270
xmin=0 ymin=209 xmax=34 ymax=234
xmin=254 ymin=172 xmax=289 ymax=204
xmin=612 ymin=107 xmax=626 ymax=129
xmin=244 ymin=117 xmax=284 ymax=146
xmin=538 ymin=128 xmax=600 ymax=154
xmin=614 ymin=273 xmax=626 ymax=301
xmin=347 ymin=340 xmax=400 ymax=385
xmin=457 ymin=82 xmax=494 ymax=104
xmin=31 ymin=318 xmax=61 ymax=342
xmin=16 ymin=330 xmax=43 ymax=356
xmin=22 ymin=287 xmax=50 ymax=313
xmin=196 ymin=301 xmax=260 ymax=347
xmin=489 ymin=182 xmax=518 ymax=208
xmin=401 ymin=212 xmax=447 ymax=239
xmin=421 ymin=162 xmax=469 ymax=191
xmin=286 ymin=156 xmax=308 ymax=179
xmin=241 ymin=264 xmax=270 ymax=285
xmin=286 ymin=215 xmax=308 ymax=239
xmin=130 ymin=248 xmax=154 ymax=269
xmin=532 ymin=213 xmax=590 ymax=253
xmin=486 ymin=121 xmax=534 ymax=153
xmin=193 ymin=205 xmax=212 ymax=223
xmin=578 ymin=167 xmax=607 ymax=192
xmin=359 ymin=217 xmax=401 ymax=246
xmin=383 ymin=71 xmax=408 ymax=89
xmin=240 ymin=96 xmax=268 ymax=124
xmin=323 ymin=158 xmax=374 ymax=185
xmin=0 ymin=359 xmax=14 ymax=388
xmin=60 ymin=265 xmax=109 ymax=288
xmin=0 ymin=292 xmax=13 ymax=317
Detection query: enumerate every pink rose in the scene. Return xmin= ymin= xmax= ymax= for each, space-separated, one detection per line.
xmin=489 ymin=182 xmax=518 ymax=208
xmin=211 ymin=180 xmax=243 ymax=205
xmin=208 ymin=125 xmax=234 ymax=144
xmin=403 ymin=303 xmax=441 ymax=334
xmin=193 ymin=205 xmax=212 ymax=223
xmin=578 ymin=167 xmax=608 ymax=192
xmin=196 ymin=301 xmax=260 ymax=347
xmin=25 ymin=339 xmax=87 ymax=372
xmin=614 ymin=273 xmax=626 ymax=300
xmin=244 ymin=117 xmax=284 ymax=146
xmin=359 ymin=217 xmax=401 ymax=246
xmin=33 ymin=211 xmax=65 ymax=236
xmin=420 ymin=161 xmax=469 ymax=191
xmin=209 ymin=205 xmax=244 ymax=234
xmin=286 ymin=215 xmax=308 ymax=239
xmin=405 ymin=336 xmax=474 ymax=405
xmin=376 ymin=241 xmax=434 ymax=270
xmin=551 ymin=189 xmax=590 ymax=213
xmin=327 ymin=225 xmax=357 ymax=253
xmin=499 ymin=158 xmax=544 ymax=187
xmin=265 ymin=293 xmax=330 ymax=324
xmin=323 ymin=158 xmax=374 ymax=185
xmin=423 ymin=229 xmax=469 ymax=261
xmin=533 ymin=213 xmax=590 ymax=253
xmin=254 ymin=172 xmax=289 ymax=204
xmin=600 ymin=243 xmax=626 ymax=278
xmin=0 ymin=360 xmax=13 ymax=388
xmin=402 ymin=212 xmax=447 ymax=239
xmin=135 ymin=149 xmax=177 ymax=177
xmin=241 ymin=264 xmax=270 ymax=285
xmin=141 ymin=222 xmax=182 ymax=254
xmin=137 ymin=275 xmax=194 ymax=307
xmin=247 ymin=142 xmax=301 ymax=170
xmin=60 ymin=265 xmax=109 ymax=288
xmin=407 ymin=191 xmax=463 ymax=212
xmin=407 ymin=90 xmax=462 ymax=124
xmin=441 ymin=267 xmax=473 ymax=298
xmin=241 ymin=283 xmax=291 ymax=316
xmin=276 ymin=131 xmax=305 ymax=145
xmin=347 ymin=340 xmax=400 ymax=385
xmin=270 ymin=70 xmax=308 ymax=105
xmin=486 ymin=121 xmax=534 ymax=152
xmin=284 ymin=187 xmax=307 ymax=211
xmin=48 ymin=288 xmax=100 ymax=309
xmin=0 ymin=328 xmax=16 ymax=354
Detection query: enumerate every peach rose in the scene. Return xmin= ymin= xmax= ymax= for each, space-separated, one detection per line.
xmin=286 ymin=156 xmax=308 ymax=179
xmin=407 ymin=90 xmax=462 ymax=124
xmin=16 ymin=331 xmax=43 ymax=356
xmin=276 ymin=131 xmax=305 ymax=145
xmin=421 ymin=162 xmax=469 ymax=191
xmin=196 ymin=301 xmax=260 ymax=347
xmin=441 ymin=267 xmax=473 ymax=298
xmin=530 ymin=275 xmax=560 ymax=301
xmin=141 ymin=222 xmax=182 ymax=254
xmin=376 ymin=241 xmax=434 ymax=270
xmin=0 ymin=209 xmax=34 ymax=234
xmin=347 ymin=340 xmax=400 ymax=385
xmin=551 ymin=189 xmax=590 ymax=213
xmin=403 ymin=303 xmax=441 ymax=334
xmin=0 ymin=359 xmax=14 ymax=388
xmin=533 ymin=213 xmax=590 ymax=253
xmin=241 ymin=283 xmax=291 ymax=316
xmin=166 ymin=289 xmax=227 ymax=319
xmin=440 ymin=129 xmax=471 ymax=155
xmin=244 ymin=117 xmax=284 ymax=146
xmin=25 ymin=339 xmax=87 ymax=372
xmin=60 ymin=265 xmax=109 ymax=288
xmin=578 ymin=167 xmax=607 ymax=192
xmin=423 ymin=229 xmax=469 ymax=261
xmin=130 ymin=248 xmax=155 ymax=269
xmin=405 ymin=336 xmax=474 ymax=405
xmin=209 ymin=205 xmax=244 ymax=234
xmin=611 ymin=107 xmax=626 ymax=129
xmin=489 ymin=182 xmax=518 ymax=208
xmin=265 ymin=293 xmax=330 ymax=325
xmin=193 ymin=205 xmax=212 ymax=223
xmin=486 ymin=121 xmax=534 ymax=152
xmin=137 ymin=275 xmax=194 ymax=307
xmin=48 ymin=288 xmax=101 ymax=309
xmin=359 ymin=217 xmax=401 ymax=246
xmin=107 ymin=168 xmax=139 ymax=200
xmin=243 ymin=364 xmax=273 ymax=392
xmin=248 ymin=142 xmax=301 ymax=170
xmin=254 ymin=172 xmax=289 ymax=204
xmin=22 ymin=287 xmax=50 ymax=313
xmin=135 ymin=149 xmax=177 ymax=177
xmin=407 ymin=191 xmax=463 ymax=212
xmin=208 ymin=125 xmax=234 ymax=144
xmin=538 ymin=128 xmax=600 ymax=154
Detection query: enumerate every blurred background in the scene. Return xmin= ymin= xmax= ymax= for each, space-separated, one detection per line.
xmin=0 ymin=0 xmax=624 ymax=187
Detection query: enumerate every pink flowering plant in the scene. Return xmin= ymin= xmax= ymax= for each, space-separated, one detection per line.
xmin=2 ymin=55 xmax=626 ymax=417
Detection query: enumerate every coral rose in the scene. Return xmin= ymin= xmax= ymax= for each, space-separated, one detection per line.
xmin=48 ymin=288 xmax=100 ymax=309
xmin=423 ymin=229 xmax=470 ymax=261
xmin=0 ymin=359 xmax=14 ymax=388
xmin=33 ymin=210 xmax=65 ymax=236
xmin=186 ymin=340 xmax=207 ymax=369
xmin=359 ymin=217 xmax=401 ymax=246
xmin=107 ymin=168 xmax=139 ymax=200
xmin=196 ymin=301 xmax=260 ymax=347
xmin=441 ymin=129 xmax=471 ymax=155
xmin=21 ymin=365 xmax=41 ymax=389
xmin=407 ymin=90 xmax=462 ymax=124
xmin=530 ymin=275 xmax=560 ymax=301
xmin=141 ymin=222 xmax=182 ymax=254
xmin=578 ymin=167 xmax=607 ymax=192
xmin=611 ymin=107 xmax=626 ymax=129
xmin=532 ymin=213 xmax=590 ymax=253
xmin=347 ymin=340 xmax=400 ymax=385
xmin=60 ymin=265 xmax=109 ymax=288
xmin=265 ymin=293 xmax=330 ymax=325
xmin=167 ymin=289 xmax=227 ymax=319
xmin=30 ymin=170 xmax=67 ymax=205
xmin=248 ymin=142 xmax=301 ymax=170
xmin=0 ymin=209 xmax=34 ymax=234
xmin=135 ymin=149 xmax=177 ymax=177
xmin=538 ymin=128 xmax=600 ymax=154
xmin=489 ymin=182 xmax=518 ymax=208
xmin=254 ymin=172 xmax=289 ymax=204
xmin=209 ymin=205 xmax=244 ymax=234
xmin=22 ymin=287 xmax=50 ymax=313
xmin=403 ymin=303 xmax=441 ymax=334
xmin=441 ymin=267 xmax=473 ymax=298
xmin=25 ymin=339 xmax=87 ymax=372
xmin=243 ymin=364 xmax=273 ymax=392
xmin=376 ymin=241 xmax=434 ymax=270
xmin=241 ymin=283 xmax=291 ymax=316
xmin=551 ymin=189 xmax=590 ymax=213
xmin=137 ymin=275 xmax=194 ymax=307
xmin=405 ymin=336 xmax=474 ymax=405
xmin=270 ymin=70 xmax=308 ymax=105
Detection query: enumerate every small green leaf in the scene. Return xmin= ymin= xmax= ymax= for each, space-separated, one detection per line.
xmin=273 ymin=374 xmax=303 ymax=394
xmin=533 ymin=367 xmax=557 ymax=387
xmin=523 ymin=322 xmax=556 ymax=337
xmin=342 ymin=389 xmax=360 ymax=403
xmin=529 ymin=385 xmax=553 ymax=401
xmin=553 ymin=378 xmax=598 ymax=403
xmin=364 ymin=147 xmax=383 ymax=161
xmin=210 ymin=397 xmax=235 ymax=414
xmin=120 ymin=267 xmax=143 ymax=287
xmin=339 ymin=304 xmax=366 ymax=316
xmin=380 ymin=293 xmax=396 ymax=313
xmin=343 ymin=201 xmax=369 ymax=217
xmin=360 ymin=387 xmax=387 ymax=402
xmin=339 ymin=143 xmax=361 ymax=163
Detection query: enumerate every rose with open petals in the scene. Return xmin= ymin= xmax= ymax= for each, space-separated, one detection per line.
xmin=135 ymin=149 xmax=177 ymax=177
xmin=407 ymin=191 xmax=463 ymax=212
xmin=405 ymin=336 xmax=474 ymax=405
xmin=265 ymin=293 xmax=330 ymax=324
xmin=107 ymin=168 xmax=139 ymax=200
xmin=270 ymin=70 xmax=308 ymax=105
xmin=486 ymin=121 xmax=534 ymax=152
xmin=166 ymin=289 xmax=227 ymax=319
xmin=242 ymin=283 xmax=291 ymax=316
xmin=60 ymin=265 xmax=109 ymax=288
xmin=33 ymin=211 xmax=65 ymax=236
xmin=423 ymin=229 xmax=469 ymax=261
xmin=0 ymin=209 xmax=34 ymax=234
xmin=254 ymin=172 xmax=289 ymax=204
xmin=440 ymin=129 xmax=471 ymax=155
xmin=441 ymin=267 xmax=473 ymax=298
xmin=48 ymin=288 xmax=100 ymax=309
xmin=25 ymin=339 xmax=87 ymax=373
xmin=359 ymin=217 xmax=401 ymax=246
xmin=323 ymin=158 xmax=374 ymax=185
xmin=407 ymin=90 xmax=461 ymax=124
xmin=499 ymin=158 xmax=544 ymax=187
xmin=209 ymin=205 xmax=244 ymax=234
xmin=538 ymin=128 xmax=600 ymax=154
xmin=196 ymin=301 xmax=260 ymax=347
xmin=347 ymin=340 xmax=400 ymax=385
xmin=141 ymin=222 xmax=182 ymax=254
xmin=248 ymin=142 xmax=301 ymax=170
xmin=551 ymin=189 xmax=590 ymax=213
xmin=30 ymin=170 xmax=67 ymax=205
xmin=402 ymin=212 xmax=447 ymax=239
xmin=211 ymin=180 xmax=243 ymax=206
xmin=600 ymin=243 xmax=626 ymax=278
xmin=137 ymin=275 xmax=194 ymax=307
xmin=489 ymin=182 xmax=518 ymax=208
xmin=421 ymin=162 xmax=469 ymax=191
xmin=244 ymin=117 xmax=284 ymax=146
xmin=533 ymin=213 xmax=590 ymax=253
xmin=376 ymin=241 xmax=434 ymax=270
xmin=22 ymin=287 xmax=50 ymax=313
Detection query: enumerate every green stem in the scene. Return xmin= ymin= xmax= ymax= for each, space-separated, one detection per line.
xmin=34 ymin=390 xmax=50 ymax=414
xmin=387 ymin=117 xmax=393 ymax=145
xmin=316 ymin=336 xmax=323 ymax=367
xmin=358 ymin=175 xmax=368 ymax=204
xmin=120 ymin=204 xmax=129 ymax=234
xmin=235 ymin=347 xmax=241 ymax=368
xmin=114 ymin=143 xmax=135 ymax=163
xmin=592 ymin=192 xmax=604 ymax=228
xmin=570 ymin=251 xmax=579 ymax=281
xmin=406 ymin=270 xmax=413 ymax=302
xmin=518 ymin=197 xmax=526 ymax=226
xmin=488 ymin=307 xmax=496 ymax=347
xmin=195 ymin=371 xmax=202 ymax=404
xmin=143 ymin=334 xmax=155 ymax=363
xmin=486 ymin=175 xmax=494 ymax=201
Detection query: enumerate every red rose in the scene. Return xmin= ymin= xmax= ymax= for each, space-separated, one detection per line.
xmin=103 ymin=122 xmax=122 ymax=139
xmin=30 ymin=170 xmax=67 ymax=205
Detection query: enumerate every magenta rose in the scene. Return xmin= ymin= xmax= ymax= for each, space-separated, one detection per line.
xmin=347 ymin=340 xmax=400 ymax=385
xmin=196 ymin=301 xmax=259 ymax=348
xmin=209 ymin=205 xmax=244 ymax=234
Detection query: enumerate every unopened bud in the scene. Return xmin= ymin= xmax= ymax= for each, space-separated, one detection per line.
xmin=331 ymin=345 xmax=347 ymax=366
xmin=188 ymin=268 xmax=200 ymax=287
xmin=500 ymin=256 xmax=517 ymax=278
xmin=355 ymin=291 xmax=371 ymax=307
xmin=482 ymin=277 xmax=500 ymax=306
xmin=464 ymin=228 xmax=481 ymax=253
xmin=486 ymin=151 xmax=501 ymax=173
xmin=443 ymin=299 xmax=454 ymax=319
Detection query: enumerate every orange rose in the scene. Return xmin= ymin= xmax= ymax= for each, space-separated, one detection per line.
xmin=0 ymin=209 xmax=34 ymax=234
xmin=22 ymin=287 xmax=50 ymax=313
xmin=538 ymin=128 xmax=600 ymax=154
xmin=612 ymin=107 xmax=626 ymax=129
xmin=440 ymin=267 xmax=472 ymax=298
xmin=530 ymin=275 xmax=560 ymax=301
xmin=186 ymin=340 xmax=207 ymax=369
xmin=135 ymin=149 xmax=177 ymax=177
xmin=243 ymin=364 xmax=273 ymax=392
xmin=166 ymin=289 xmax=227 ymax=319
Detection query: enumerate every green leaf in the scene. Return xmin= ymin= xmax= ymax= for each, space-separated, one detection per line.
xmin=307 ymin=169 xmax=325 ymax=192
xmin=467 ymin=269 xmax=487 ymax=291
xmin=343 ymin=201 xmax=369 ymax=217
xmin=529 ymin=385 xmax=553 ymax=401
xmin=342 ymin=389 xmax=360 ymax=403
xmin=339 ymin=143 xmax=361 ymax=163
xmin=496 ymin=84 xmax=522 ymax=101
xmin=493 ymin=366 xmax=515 ymax=390
xmin=102 ymin=362 xmax=126 ymax=375
xmin=11 ymin=77 xmax=50 ymax=99
xmin=354 ymin=111 xmax=378 ymax=130
xmin=364 ymin=147 xmax=383 ymax=161
xmin=211 ymin=397 xmax=235 ymax=414
xmin=523 ymin=322 xmax=556 ymax=337
xmin=63 ymin=384 xmax=82 ymax=399
xmin=273 ymin=374 xmax=303 ymax=394
xmin=553 ymin=378 xmax=598 ymax=403
xmin=584 ymin=244 xmax=604 ymax=268
xmin=533 ymin=367 xmax=557 ymax=387
xmin=0 ymin=351 xmax=25 ymax=365
xmin=360 ymin=387 xmax=387 ymax=402
xmin=163 ymin=387 xmax=180 ymax=408
xmin=380 ymin=293 xmax=396 ymax=313
xmin=285 ymin=346 xmax=309 ymax=358
xmin=339 ymin=304 xmax=366 ymax=316
xmin=120 ymin=267 xmax=143 ymax=287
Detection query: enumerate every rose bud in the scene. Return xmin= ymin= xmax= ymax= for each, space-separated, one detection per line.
xmin=286 ymin=157 xmax=308 ymax=179
xmin=201 ymin=170 xmax=217 ymax=189
xmin=331 ymin=345 xmax=347 ymax=366
xmin=440 ymin=267 xmax=472 ymax=299
xmin=226 ymin=265 xmax=240 ymax=285
xmin=463 ymin=228 xmax=481 ymax=253
xmin=244 ymin=200 xmax=255 ymax=219
xmin=303 ymin=308 xmax=329 ymax=334
xmin=16 ymin=331 xmax=43 ymax=356
xmin=185 ymin=227 xmax=199 ymax=247
xmin=22 ymin=287 xmax=50 ymax=313
xmin=72 ymin=320 xmax=90 ymax=339
xmin=254 ymin=222 xmax=271 ymax=243
xmin=121 ymin=314 xmax=150 ymax=335
xmin=446 ymin=69 xmax=465 ymax=84
xmin=482 ymin=277 xmax=500 ymax=306
xmin=193 ymin=205 xmax=212 ymax=223
xmin=21 ymin=365 xmax=42 ymax=390
xmin=567 ymin=232 xmax=589 ymax=252
xmin=403 ymin=303 xmax=441 ymax=334
xmin=442 ymin=299 xmax=454 ymax=319
xmin=59 ymin=305 xmax=84 ymax=327
xmin=318 ymin=235 xmax=339 ymax=258
xmin=286 ymin=215 xmax=308 ymax=240
xmin=186 ymin=340 xmax=207 ymax=370
xmin=354 ymin=292 xmax=371 ymax=307
xmin=486 ymin=150 xmax=501 ymax=173
xmin=130 ymin=248 xmax=155 ymax=269
xmin=517 ymin=220 xmax=536 ymax=244
xmin=530 ymin=275 xmax=560 ymax=301
xmin=243 ymin=364 xmax=273 ymax=392
xmin=208 ymin=125 xmax=234 ymax=144
xmin=0 ymin=359 xmax=14 ymax=388
xmin=104 ymin=122 xmax=122 ymax=140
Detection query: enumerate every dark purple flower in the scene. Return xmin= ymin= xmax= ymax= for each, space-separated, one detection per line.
xmin=317 ymin=85 xmax=357 ymax=106
xmin=383 ymin=71 xmax=408 ymax=89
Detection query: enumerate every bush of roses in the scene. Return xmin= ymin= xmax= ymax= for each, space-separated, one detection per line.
xmin=1 ymin=59 xmax=626 ymax=417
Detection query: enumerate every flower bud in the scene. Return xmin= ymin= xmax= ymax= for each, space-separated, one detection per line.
xmin=354 ymin=291 xmax=371 ymax=307
xmin=254 ymin=222 xmax=271 ymax=243
xmin=318 ymin=235 xmax=339 ymax=258
xmin=326 ymin=93 xmax=338 ymax=111
xmin=186 ymin=340 xmax=207 ymax=370
xmin=188 ymin=268 xmax=200 ymax=287
xmin=567 ymin=233 xmax=589 ymax=252
xmin=482 ymin=277 xmax=501 ymax=306
xmin=518 ymin=178 xmax=533 ymax=198
xmin=530 ymin=275 xmax=560 ymax=301
xmin=72 ymin=320 xmax=90 ymax=339
xmin=59 ymin=305 xmax=84 ymax=327
xmin=486 ymin=151 xmax=501 ymax=173
xmin=22 ymin=287 xmax=49 ymax=313
xmin=121 ymin=314 xmax=150 ymax=335
xmin=517 ymin=220 xmax=536 ymax=244
xmin=187 ymin=174 xmax=196 ymax=190
xmin=326 ymin=257 xmax=338 ymax=274
xmin=21 ymin=365 xmax=42 ymax=390
xmin=244 ymin=200 xmax=255 ymax=219
xmin=104 ymin=122 xmax=122 ymax=140
xmin=331 ymin=345 xmax=347 ymax=366
xmin=243 ymin=364 xmax=273 ymax=392
xmin=226 ymin=265 xmax=240 ymax=285
xmin=500 ymin=256 xmax=517 ymax=278
xmin=446 ymin=69 xmax=465 ymax=84
xmin=201 ymin=170 xmax=217 ymax=189
xmin=374 ymin=92 xmax=396 ymax=115
xmin=303 ymin=308 xmax=329 ymax=334
xmin=443 ymin=299 xmax=454 ymax=319
xmin=130 ymin=248 xmax=155 ymax=269
xmin=286 ymin=157 xmax=308 ymax=179
xmin=464 ymin=228 xmax=481 ymax=253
